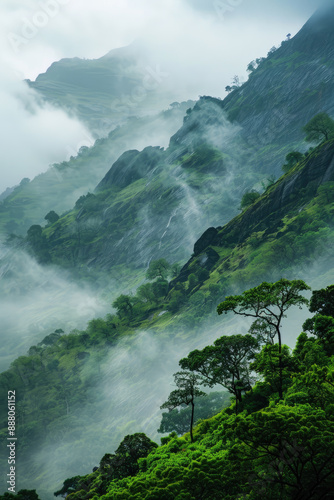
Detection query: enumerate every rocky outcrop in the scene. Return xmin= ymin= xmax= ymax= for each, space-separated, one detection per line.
xmin=96 ymin=147 xmax=164 ymax=190
xmin=191 ymin=139 xmax=334 ymax=254
xmin=194 ymin=227 xmax=219 ymax=256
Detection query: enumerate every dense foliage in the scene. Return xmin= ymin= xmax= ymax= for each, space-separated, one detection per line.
xmin=34 ymin=281 xmax=334 ymax=500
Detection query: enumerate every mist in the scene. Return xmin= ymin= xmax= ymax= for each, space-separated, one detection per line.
xmin=0 ymin=68 xmax=93 ymax=194
xmin=0 ymin=0 xmax=329 ymax=192
xmin=18 ymin=283 xmax=316 ymax=500
xmin=0 ymin=241 xmax=110 ymax=371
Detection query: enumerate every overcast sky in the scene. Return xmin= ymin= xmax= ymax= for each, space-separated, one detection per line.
xmin=0 ymin=0 xmax=331 ymax=192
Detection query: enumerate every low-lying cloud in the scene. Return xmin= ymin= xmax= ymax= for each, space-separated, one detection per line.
xmin=0 ymin=66 xmax=93 ymax=194
xmin=0 ymin=242 xmax=109 ymax=371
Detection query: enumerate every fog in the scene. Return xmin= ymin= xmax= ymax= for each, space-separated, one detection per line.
xmin=0 ymin=1 xmax=329 ymax=191
xmin=0 ymin=241 xmax=110 ymax=371
xmin=0 ymin=67 xmax=93 ymax=193
xmin=1 ymin=1 xmax=334 ymax=498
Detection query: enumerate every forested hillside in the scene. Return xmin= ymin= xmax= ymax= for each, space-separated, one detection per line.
xmin=1 ymin=4 xmax=334 ymax=499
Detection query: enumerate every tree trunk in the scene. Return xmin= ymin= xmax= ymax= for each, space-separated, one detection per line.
xmin=277 ymin=327 xmax=283 ymax=399
xmin=190 ymin=401 xmax=195 ymax=443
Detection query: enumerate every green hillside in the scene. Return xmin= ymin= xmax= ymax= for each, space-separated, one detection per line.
xmin=2 ymin=5 xmax=334 ymax=499
xmin=0 ymin=102 xmax=192 ymax=236
xmin=2 ymin=136 xmax=334 ymax=497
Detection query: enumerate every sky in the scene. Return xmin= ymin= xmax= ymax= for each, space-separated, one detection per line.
xmin=0 ymin=0 xmax=331 ymax=192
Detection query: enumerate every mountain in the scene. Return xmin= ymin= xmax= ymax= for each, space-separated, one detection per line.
xmin=221 ymin=4 xmax=334 ymax=176
xmin=0 ymin=102 xmax=193 ymax=237
xmin=2 ymin=5 xmax=334 ymax=499
xmin=17 ymin=5 xmax=334 ymax=283
xmin=26 ymin=43 xmax=178 ymax=136
xmin=1 ymin=136 xmax=334 ymax=499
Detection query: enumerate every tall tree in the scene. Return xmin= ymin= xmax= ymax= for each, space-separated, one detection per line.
xmin=179 ymin=335 xmax=260 ymax=413
xmin=112 ymin=295 xmax=133 ymax=319
xmin=160 ymin=371 xmax=206 ymax=443
xmin=217 ymin=279 xmax=310 ymax=398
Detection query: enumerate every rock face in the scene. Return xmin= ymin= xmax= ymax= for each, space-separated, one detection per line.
xmin=192 ymin=139 xmax=334 ymax=255
xmin=96 ymin=147 xmax=164 ymax=190
xmin=221 ymin=5 xmax=334 ymax=176
xmin=193 ymin=227 xmax=219 ymax=256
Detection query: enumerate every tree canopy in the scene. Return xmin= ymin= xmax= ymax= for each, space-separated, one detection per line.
xmin=160 ymin=371 xmax=206 ymax=442
xmin=179 ymin=334 xmax=260 ymax=411
xmin=217 ymin=279 xmax=310 ymax=398
xmin=303 ymin=112 xmax=334 ymax=143
xmin=146 ymin=259 xmax=171 ymax=280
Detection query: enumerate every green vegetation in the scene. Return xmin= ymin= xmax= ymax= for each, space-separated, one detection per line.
xmin=217 ymin=279 xmax=310 ymax=398
xmin=239 ymin=190 xmax=261 ymax=210
xmin=180 ymin=335 xmax=260 ymax=412
xmin=303 ymin=112 xmax=334 ymax=143
xmin=282 ymin=151 xmax=304 ymax=173
xmin=158 ymin=392 xmax=230 ymax=436
xmin=34 ymin=280 xmax=334 ymax=500
xmin=160 ymin=372 xmax=206 ymax=443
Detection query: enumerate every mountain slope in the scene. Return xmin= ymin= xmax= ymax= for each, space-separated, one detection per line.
xmin=221 ymin=4 xmax=334 ymax=177
xmin=168 ymin=139 xmax=334 ymax=309
xmin=1 ymin=138 xmax=334 ymax=498
xmin=23 ymin=98 xmax=253 ymax=279
xmin=27 ymin=43 xmax=177 ymax=136
xmin=0 ymin=102 xmax=192 ymax=236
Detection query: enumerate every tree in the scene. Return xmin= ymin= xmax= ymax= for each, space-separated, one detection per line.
xmin=171 ymin=262 xmax=182 ymax=278
xmin=112 ymin=294 xmax=133 ymax=319
xmin=232 ymin=75 xmax=241 ymax=87
xmin=146 ymin=259 xmax=171 ymax=280
xmin=303 ymin=285 xmax=334 ymax=356
xmin=137 ymin=283 xmax=155 ymax=304
xmin=303 ymin=112 xmax=334 ymax=143
xmin=225 ymin=404 xmax=334 ymax=499
xmin=282 ymin=151 xmax=304 ymax=173
xmin=26 ymin=224 xmax=51 ymax=263
xmin=247 ymin=57 xmax=265 ymax=73
xmin=240 ymin=190 xmax=261 ymax=210
xmin=151 ymin=279 xmax=169 ymax=300
xmin=44 ymin=210 xmax=59 ymax=224
xmin=109 ymin=433 xmax=158 ymax=479
xmin=0 ymin=490 xmax=41 ymax=500
xmin=158 ymin=392 xmax=229 ymax=435
xmin=251 ymin=344 xmax=296 ymax=396
xmin=217 ymin=279 xmax=310 ymax=398
xmin=267 ymin=46 xmax=277 ymax=56
xmin=160 ymin=371 xmax=206 ymax=442
xmin=180 ymin=335 xmax=260 ymax=413
xmin=27 ymin=224 xmax=43 ymax=244
xmin=307 ymin=284 xmax=334 ymax=317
